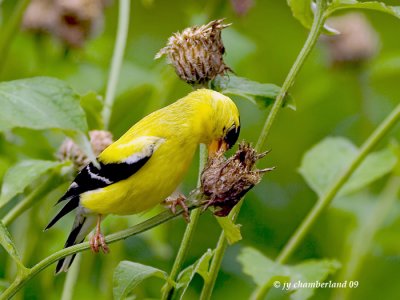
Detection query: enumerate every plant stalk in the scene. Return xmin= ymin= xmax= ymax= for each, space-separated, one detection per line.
xmin=276 ymin=102 xmax=400 ymax=264
xmin=0 ymin=194 xmax=203 ymax=300
xmin=200 ymin=1 xmax=328 ymax=299
xmin=101 ymin=0 xmax=130 ymax=129
xmin=0 ymin=0 xmax=31 ymax=74
xmin=161 ymin=144 xmax=208 ymax=300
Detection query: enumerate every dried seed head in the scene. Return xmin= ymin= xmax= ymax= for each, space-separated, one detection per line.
xmin=58 ymin=130 xmax=113 ymax=170
xmin=23 ymin=0 xmax=108 ymax=48
xmin=201 ymin=142 xmax=274 ymax=217
xmin=155 ymin=19 xmax=232 ymax=85
xmin=322 ymin=13 xmax=379 ymax=66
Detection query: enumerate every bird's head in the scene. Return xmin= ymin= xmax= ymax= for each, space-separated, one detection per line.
xmin=197 ymin=90 xmax=240 ymax=157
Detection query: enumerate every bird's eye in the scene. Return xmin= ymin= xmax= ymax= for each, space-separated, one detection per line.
xmin=224 ymin=124 xmax=240 ymax=149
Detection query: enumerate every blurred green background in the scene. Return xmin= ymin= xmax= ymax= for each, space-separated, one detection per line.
xmin=1 ymin=0 xmax=400 ymax=299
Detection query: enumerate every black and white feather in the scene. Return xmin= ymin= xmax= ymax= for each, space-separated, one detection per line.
xmin=46 ymin=138 xmax=163 ymax=274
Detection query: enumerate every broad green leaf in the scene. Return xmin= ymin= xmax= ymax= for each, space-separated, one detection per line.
xmin=113 ymin=261 xmax=168 ymax=300
xmin=332 ymin=192 xmax=375 ymax=222
xmin=173 ymin=249 xmax=213 ymax=300
xmin=212 ymin=75 xmax=296 ymax=111
xmin=0 ymin=221 xmax=24 ymax=269
xmin=287 ymin=0 xmax=314 ymax=29
xmin=0 ymin=77 xmax=96 ymax=165
xmin=0 ymin=160 xmax=62 ymax=208
xmin=344 ymin=147 xmax=397 ymax=194
xmin=290 ymin=259 xmax=341 ymax=300
xmin=216 ymin=217 xmax=242 ymax=245
xmin=0 ymin=77 xmax=88 ymax=132
xmin=327 ymin=1 xmax=400 ymax=19
xmin=238 ymin=247 xmax=340 ymax=300
xmin=299 ymin=137 xmax=397 ymax=197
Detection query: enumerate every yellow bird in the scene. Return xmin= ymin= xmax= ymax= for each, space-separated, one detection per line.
xmin=46 ymin=89 xmax=240 ymax=273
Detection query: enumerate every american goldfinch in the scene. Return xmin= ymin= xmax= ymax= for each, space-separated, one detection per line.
xmin=46 ymin=89 xmax=240 ymax=273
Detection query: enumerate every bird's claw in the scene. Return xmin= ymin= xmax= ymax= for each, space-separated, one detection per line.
xmin=164 ymin=194 xmax=190 ymax=223
xmin=89 ymin=215 xmax=110 ymax=254
xmin=90 ymin=230 xmax=109 ymax=254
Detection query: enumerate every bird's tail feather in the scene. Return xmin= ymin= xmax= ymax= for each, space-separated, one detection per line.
xmin=55 ymin=212 xmax=96 ymax=274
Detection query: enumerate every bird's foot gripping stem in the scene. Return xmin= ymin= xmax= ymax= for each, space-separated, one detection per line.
xmin=90 ymin=215 xmax=109 ymax=254
xmin=164 ymin=194 xmax=190 ymax=222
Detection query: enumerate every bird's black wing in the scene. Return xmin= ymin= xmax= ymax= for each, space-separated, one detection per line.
xmin=45 ymin=139 xmax=164 ymax=230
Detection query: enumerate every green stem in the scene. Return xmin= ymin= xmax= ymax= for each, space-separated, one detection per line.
xmin=2 ymin=174 xmax=61 ymax=226
xmin=0 ymin=194 xmax=203 ymax=300
xmin=200 ymin=1 xmax=328 ymax=299
xmin=161 ymin=144 xmax=208 ymax=300
xmin=333 ymin=174 xmax=400 ymax=300
xmin=0 ymin=0 xmax=30 ymax=74
xmin=199 ymin=231 xmax=227 ymax=300
xmin=276 ymin=102 xmax=400 ymax=264
xmin=101 ymin=0 xmax=130 ymax=129
xmin=255 ymin=1 xmax=326 ymax=151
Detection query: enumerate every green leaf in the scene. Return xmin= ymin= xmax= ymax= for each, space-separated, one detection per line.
xmin=0 ymin=160 xmax=62 ymax=208
xmin=331 ymin=191 xmax=375 ymax=222
xmin=173 ymin=249 xmax=213 ymax=300
xmin=238 ymin=247 xmax=340 ymax=300
xmin=113 ymin=261 xmax=168 ymax=300
xmin=0 ymin=221 xmax=25 ymax=269
xmin=0 ymin=77 xmax=88 ymax=132
xmin=327 ymin=1 xmax=400 ymax=19
xmin=216 ymin=217 xmax=242 ymax=245
xmin=212 ymin=75 xmax=296 ymax=111
xmin=287 ymin=0 xmax=339 ymax=34
xmin=344 ymin=147 xmax=397 ymax=194
xmin=299 ymin=137 xmax=397 ymax=197
xmin=287 ymin=0 xmax=314 ymax=29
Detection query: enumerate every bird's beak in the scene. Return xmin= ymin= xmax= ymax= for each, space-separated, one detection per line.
xmin=208 ymin=139 xmax=229 ymax=157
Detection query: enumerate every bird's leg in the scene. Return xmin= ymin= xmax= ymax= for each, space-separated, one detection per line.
xmin=89 ymin=214 xmax=109 ymax=254
xmin=164 ymin=193 xmax=190 ymax=222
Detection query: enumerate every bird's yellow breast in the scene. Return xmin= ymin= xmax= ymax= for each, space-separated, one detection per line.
xmin=80 ymin=137 xmax=197 ymax=215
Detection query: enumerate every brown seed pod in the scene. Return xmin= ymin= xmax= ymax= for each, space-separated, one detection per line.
xmin=58 ymin=130 xmax=113 ymax=170
xmin=200 ymin=142 xmax=274 ymax=217
xmin=155 ymin=19 xmax=232 ymax=85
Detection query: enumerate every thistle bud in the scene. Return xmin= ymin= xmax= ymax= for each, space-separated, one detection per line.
xmin=58 ymin=130 xmax=113 ymax=170
xmin=201 ymin=142 xmax=274 ymax=217
xmin=155 ymin=19 xmax=232 ymax=85
xmin=323 ymin=13 xmax=379 ymax=66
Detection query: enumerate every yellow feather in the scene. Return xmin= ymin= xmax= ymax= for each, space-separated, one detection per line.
xmin=80 ymin=89 xmax=240 ymax=215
